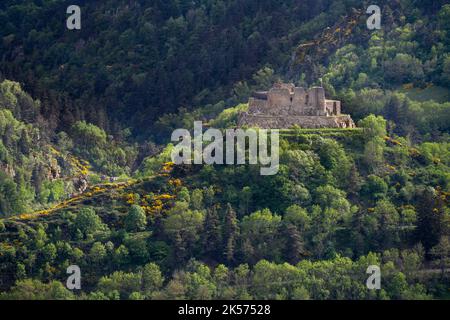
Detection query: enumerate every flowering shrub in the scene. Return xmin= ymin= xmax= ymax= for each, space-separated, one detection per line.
xmin=168 ymin=178 xmax=182 ymax=188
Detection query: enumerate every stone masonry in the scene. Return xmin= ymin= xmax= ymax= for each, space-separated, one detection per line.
xmin=237 ymin=83 xmax=355 ymax=129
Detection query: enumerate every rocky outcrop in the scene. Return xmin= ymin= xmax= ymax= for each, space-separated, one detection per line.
xmin=0 ymin=163 xmax=16 ymax=178
xmin=47 ymin=158 xmax=61 ymax=181
xmin=73 ymin=176 xmax=88 ymax=194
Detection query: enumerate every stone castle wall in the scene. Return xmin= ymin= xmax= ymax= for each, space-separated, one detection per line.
xmin=238 ymin=83 xmax=355 ymax=129
xmin=238 ymin=114 xmax=355 ymax=129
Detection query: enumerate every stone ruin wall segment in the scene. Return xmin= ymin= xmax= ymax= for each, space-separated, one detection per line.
xmin=239 ymin=83 xmax=355 ymax=129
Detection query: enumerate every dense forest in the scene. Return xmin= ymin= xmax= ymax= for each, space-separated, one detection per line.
xmin=0 ymin=0 xmax=449 ymax=300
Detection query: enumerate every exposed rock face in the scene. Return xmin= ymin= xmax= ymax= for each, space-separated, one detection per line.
xmin=0 ymin=163 xmax=16 ymax=178
xmin=73 ymin=176 xmax=88 ymax=194
xmin=47 ymin=158 xmax=61 ymax=181
xmin=238 ymin=83 xmax=355 ymax=129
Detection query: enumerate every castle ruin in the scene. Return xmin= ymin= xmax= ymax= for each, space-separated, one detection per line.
xmin=237 ymin=83 xmax=355 ymax=129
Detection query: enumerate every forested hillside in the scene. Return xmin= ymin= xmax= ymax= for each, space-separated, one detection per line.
xmin=1 ymin=0 xmax=345 ymax=136
xmin=0 ymin=0 xmax=447 ymax=138
xmin=0 ymin=0 xmax=449 ymax=300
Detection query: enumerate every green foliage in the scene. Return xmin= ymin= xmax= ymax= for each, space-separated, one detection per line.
xmin=284 ymin=205 xmax=311 ymax=231
xmin=163 ymin=202 xmax=205 ymax=262
xmin=314 ymin=185 xmax=352 ymax=218
xmin=98 ymin=271 xmax=142 ymax=300
xmin=385 ymin=54 xmax=425 ymax=85
xmin=0 ymin=0 xmax=341 ymax=137
xmin=359 ymin=115 xmax=387 ymax=141
xmin=0 ymin=279 xmax=74 ymax=300
xmin=89 ymin=242 xmax=107 ymax=264
xmin=0 ymin=171 xmax=25 ymax=215
xmin=241 ymin=209 xmax=282 ymax=263
xmin=138 ymin=145 xmax=173 ymax=177
xmin=39 ymin=180 xmax=65 ymax=204
xmin=73 ymin=208 xmax=109 ymax=239
xmin=209 ymin=103 xmax=248 ymax=128
xmin=71 ymin=121 xmax=136 ymax=175
xmin=141 ymin=263 xmax=164 ymax=296
xmin=362 ymin=175 xmax=388 ymax=200
xmin=190 ymin=189 xmax=204 ymax=210
xmin=125 ymin=205 xmax=147 ymax=232
xmin=419 ymin=142 xmax=450 ymax=166
xmin=0 ymin=1 xmax=449 ymax=301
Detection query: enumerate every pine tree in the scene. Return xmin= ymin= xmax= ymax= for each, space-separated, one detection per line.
xmin=347 ymin=164 xmax=362 ymax=198
xmin=415 ymin=188 xmax=446 ymax=251
xmin=174 ymin=231 xmax=186 ymax=264
xmin=430 ymin=236 xmax=450 ymax=278
xmin=223 ymin=203 xmax=238 ymax=263
xmin=284 ymin=224 xmax=305 ymax=264
xmin=239 ymin=186 xmax=252 ymax=216
xmin=202 ymin=206 xmax=222 ymax=260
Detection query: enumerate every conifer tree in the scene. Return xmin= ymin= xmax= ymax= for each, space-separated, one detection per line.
xmin=284 ymin=224 xmax=305 ymax=264
xmin=202 ymin=206 xmax=222 ymax=260
xmin=223 ymin=203 xmax=238 ymax=263
xmin=415 ymin=188 xmax=446 ymax=251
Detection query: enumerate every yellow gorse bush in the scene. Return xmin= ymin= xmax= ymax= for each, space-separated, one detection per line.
xmin=162 ymin=162 xmax=175 ymax=173
xmin=169 ymin=178 xmax=182 ymax=187
xmin=155 ymin=194 xmax=175 ymax=200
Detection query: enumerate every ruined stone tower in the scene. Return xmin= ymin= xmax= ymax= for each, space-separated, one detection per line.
xmin=238 ymin=83 xmax=355 ymax=129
